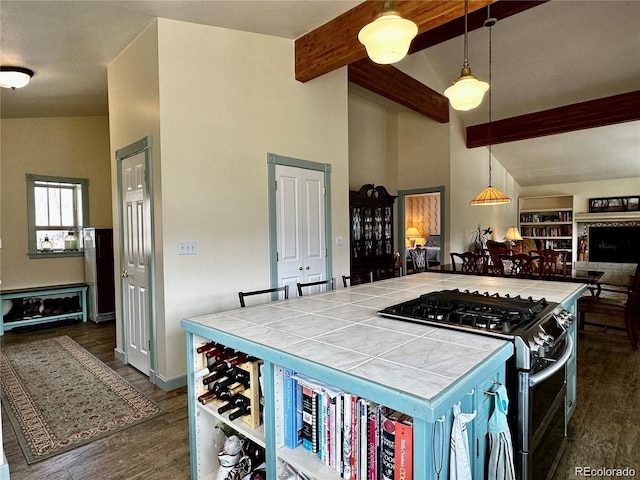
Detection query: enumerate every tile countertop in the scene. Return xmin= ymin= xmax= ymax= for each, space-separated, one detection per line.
xmin=185 ymin=272 xmax=586 ymax=405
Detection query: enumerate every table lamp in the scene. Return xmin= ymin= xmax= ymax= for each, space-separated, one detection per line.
xmin=405 ymin=227 xmax=422 ymax=247
xmin=504 ymin=226 xmax=523 ymax=249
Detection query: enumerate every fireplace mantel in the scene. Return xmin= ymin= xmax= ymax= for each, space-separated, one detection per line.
xmin=575 ymin=211 xmax=640 ymax=222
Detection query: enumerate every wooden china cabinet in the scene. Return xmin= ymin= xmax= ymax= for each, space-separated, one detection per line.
xmin=349 ymin=184 xmax=397 ymax=284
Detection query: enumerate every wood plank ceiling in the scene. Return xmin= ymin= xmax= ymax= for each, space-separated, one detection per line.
xmin=294 ymin=0 xmax=640 ymax=143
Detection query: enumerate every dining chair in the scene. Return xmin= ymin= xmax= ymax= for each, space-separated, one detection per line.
xmin=238 ymin=285 xmax=289 ymax=308
xmin=297 ymin=278 xmax=336 ymax=296
xmin=505 ymin=253 xmax=537 ymax=278
xmin=409 ymin=246 xmax=428 ymax=273
xmin=577 ymin=263 xmax=640 ymax=349
xmin=530 ymin=249 xmax=569 ymax=278
xmin=450 ymin=252 xmax=485 ymax=273
xmin=342 ymin=275 xmax=350 ymax=288
xmin=485 ymin=247 xmax=509 ymax=275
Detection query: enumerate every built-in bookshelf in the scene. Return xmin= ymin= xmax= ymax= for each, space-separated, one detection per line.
xmin=519 ymin=195 xmax=575 ymax=261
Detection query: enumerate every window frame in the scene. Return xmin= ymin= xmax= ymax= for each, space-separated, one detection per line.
xmin=26 ymin=173 xmax=90 ymax=258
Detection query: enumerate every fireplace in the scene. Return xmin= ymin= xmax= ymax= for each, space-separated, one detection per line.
xmin=589 ymin=225 xmax=640 ymax=263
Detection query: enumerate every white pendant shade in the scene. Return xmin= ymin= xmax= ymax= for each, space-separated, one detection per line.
xmin=0 ymin=67 xmax=34 ymax=89
xmin=358 ymin=11 xmax=417 ymax=65
xmin=444 ymin=68 xmax=490 ymax=111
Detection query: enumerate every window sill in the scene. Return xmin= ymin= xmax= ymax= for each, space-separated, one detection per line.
xmin=29 ymin=250 xmax=84 ymax=259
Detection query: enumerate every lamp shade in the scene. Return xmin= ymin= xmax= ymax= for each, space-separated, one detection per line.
xmin=444 ymin=67 xmax=490 ymax=111
xmin=405 ymin=227 xmax=421 ymax=238
xmin=470 ymin=186 xmax=511 ymax=206
xmin=0 ymin=66 xmax=34 ymax=89
xmin=358 ymin=4 xmax=417 ymax=65
xmin=504 ymin=227 xmax=523 ymax=242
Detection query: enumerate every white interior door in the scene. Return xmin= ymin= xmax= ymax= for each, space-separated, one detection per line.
xmin=275 ymin=165 xmax=326 ymax=295
xmin=120 ymin=152 xmax=151 ymax=375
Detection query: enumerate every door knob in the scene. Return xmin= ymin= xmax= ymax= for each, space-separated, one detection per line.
xmin=299 ymin=266 xmax=303 ymax=271
xmin=121 ymin=270 xmax=129 ymax=278
xmin=305 ymin=266 xmax=310 ymax=270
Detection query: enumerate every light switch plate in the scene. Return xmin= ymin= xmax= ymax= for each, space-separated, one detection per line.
xmin=178 ymin=241 xmax=197 ymax=255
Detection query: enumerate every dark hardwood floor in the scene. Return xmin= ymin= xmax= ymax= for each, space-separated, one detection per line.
xmin=1 ymin=320 xmax=190 ymax=480
xmin=1 ymin=313 xmax=638 ymax=479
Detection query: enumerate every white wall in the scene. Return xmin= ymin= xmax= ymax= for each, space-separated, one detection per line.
xmin=109 ymin=18 xmax=350 ymax=383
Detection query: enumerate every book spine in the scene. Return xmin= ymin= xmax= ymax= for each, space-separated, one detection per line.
xmin=302 ymin=385 xmax=316 ymax=452
xmin=335 ymin=393 xmax=343 ymax=475
xmin=350 ymin=395 xmax=358 ymax=480
xmin=295 ymin=380 xmax=303 ymax=447
xmin=359 ymin=399 xmax=368 ymax=480
xmin=283 ymin=368 xmax=296 ymax=449
xmin=342 ymin=393 xmax=352 ymax=479
xmin=394 ymin=415 xmax=413 ymax=480
xmin=380 ymin=409 xmax=396 ymax=480
xmin=368 ymin=403 xmax=379 ymax=480
xmin=330 ymin=394 xmax=337 ymax=469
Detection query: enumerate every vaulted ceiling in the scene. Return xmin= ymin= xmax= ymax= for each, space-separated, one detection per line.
xmin=1 ymin=0 xmax=639 ymax=187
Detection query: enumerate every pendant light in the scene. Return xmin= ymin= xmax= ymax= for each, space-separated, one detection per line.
xmin=470 ymin=13 xmax=511 ymax=206
xmin=358 ymin=0 xmax=418 ymax=65
xmin=0 ymin=66 xmax=34 ymax=89
xmin=444 ymin=0 xmax=489 ymax=111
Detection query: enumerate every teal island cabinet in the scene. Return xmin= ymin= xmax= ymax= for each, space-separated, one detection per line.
xmin=181 ymin=272 xmax=585 ymax=479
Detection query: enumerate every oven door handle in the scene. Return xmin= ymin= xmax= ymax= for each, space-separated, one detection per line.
xmin=528 ymin=334 xmax=573 ymax=387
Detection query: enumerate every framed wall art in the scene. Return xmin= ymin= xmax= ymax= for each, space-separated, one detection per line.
xmin=589 ymin=195 xmax=640 ymax=213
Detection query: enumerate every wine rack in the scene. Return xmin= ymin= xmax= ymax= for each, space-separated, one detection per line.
xmin=204 ymin=358 xmax=262 ymax=429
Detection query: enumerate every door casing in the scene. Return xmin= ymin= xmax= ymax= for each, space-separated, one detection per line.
xmin=267 ymin=153 xmax=332 ymax=291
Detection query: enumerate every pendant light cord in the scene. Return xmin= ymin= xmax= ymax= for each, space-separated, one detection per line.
xmin=487 ymin=7 xmax=494 ymax=186
xmin=463 ymin=0 xmax=469 ymax=68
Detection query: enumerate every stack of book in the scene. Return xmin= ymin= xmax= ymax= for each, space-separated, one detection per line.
xmin=281 ymin=369 xmax=413 ymax=480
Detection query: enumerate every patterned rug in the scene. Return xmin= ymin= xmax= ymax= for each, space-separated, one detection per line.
xmin=0 ymin=335 xmax=162 ymax=463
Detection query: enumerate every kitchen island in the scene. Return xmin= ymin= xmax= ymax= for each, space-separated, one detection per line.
xmin=181 ymin=272 xmax=586 ymax=479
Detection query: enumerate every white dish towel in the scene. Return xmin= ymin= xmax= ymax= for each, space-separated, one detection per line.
xmin=450 ymin=402 xmax=477 ymax=480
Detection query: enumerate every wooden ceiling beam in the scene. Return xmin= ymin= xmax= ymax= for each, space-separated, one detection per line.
xmin=466 ymin=90 xmax=640 ymax=147
xmin=409 ymin=0 xmax=549 ymax=53
xmin=295 ymin=0 xmax=498 ymax=83
xmin=348 ymin=59 xmax=449 ymax=123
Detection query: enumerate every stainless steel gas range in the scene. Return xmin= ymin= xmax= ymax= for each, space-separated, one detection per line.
xmin=378 ymin=288 xmax=575 ymax=480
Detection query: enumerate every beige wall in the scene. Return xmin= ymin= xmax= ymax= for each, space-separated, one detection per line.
xmin=108 ymin=21 xmax=162 ymax=362
xmin=521 ymin=178 xmax=640 ymax=212
xmin=0 ymin=116 xmax=112 ymax=289
xmin=109 ymin=19 xmax=350 ymax=383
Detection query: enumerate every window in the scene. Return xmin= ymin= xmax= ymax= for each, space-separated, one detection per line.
xmin=26 ymin=174 xmax=89 ymax=257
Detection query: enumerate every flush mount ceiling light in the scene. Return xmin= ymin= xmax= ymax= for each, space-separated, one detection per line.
xmin=358 ymin=0 xmax=418 ymax=65
xmin=470 ymin=13 xmax=511 ymax=206
xmin=444 ymin=0 xmax=489 ymax=111
xmin=0 ymin=66 xmax=34 ymax=89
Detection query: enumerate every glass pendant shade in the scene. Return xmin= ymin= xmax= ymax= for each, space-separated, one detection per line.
xmin=470 ymin=186 xmax=511 ymax=206
xmin=0 ymin=67 xmax=34 ymax=89
xmin=444 ymin=67 xmax=490 ymax=111
xmin=358 ymin=3 xmax=418 ymax=65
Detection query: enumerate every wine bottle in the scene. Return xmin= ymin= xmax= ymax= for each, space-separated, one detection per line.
xmin=205 ymin=353 xmax=248 ymax=375
xmin=197 ymin=390 xmax=218 ymax=404
xmin=196 ymin=341 xmax=219 ymax=354
xmin=217 ymin=394 xmax=249 ymax=414
xmin=202 ymin=366 xmax=234 ymax=386
xmin=194 ymin=350 xmax=238 ymax=378
xmin=228 ymin=403 xmax=252 ymax=421
xmin=206 ymin=347 xmax=235 ymax=362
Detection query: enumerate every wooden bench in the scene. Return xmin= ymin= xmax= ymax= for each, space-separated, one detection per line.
xmin=0 ymin=283 xmax=88 ymax=335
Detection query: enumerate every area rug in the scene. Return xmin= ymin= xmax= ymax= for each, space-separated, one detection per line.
xmin=0 ymin=335 xmax=162 ymax=463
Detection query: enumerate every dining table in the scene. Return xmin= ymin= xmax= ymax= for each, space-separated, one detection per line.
xmin=433 ymin=263 xmax=604 ymax=286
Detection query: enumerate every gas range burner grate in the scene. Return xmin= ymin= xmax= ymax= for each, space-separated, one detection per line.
xmin=378 ymin=289 xmax=549 ymax=335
